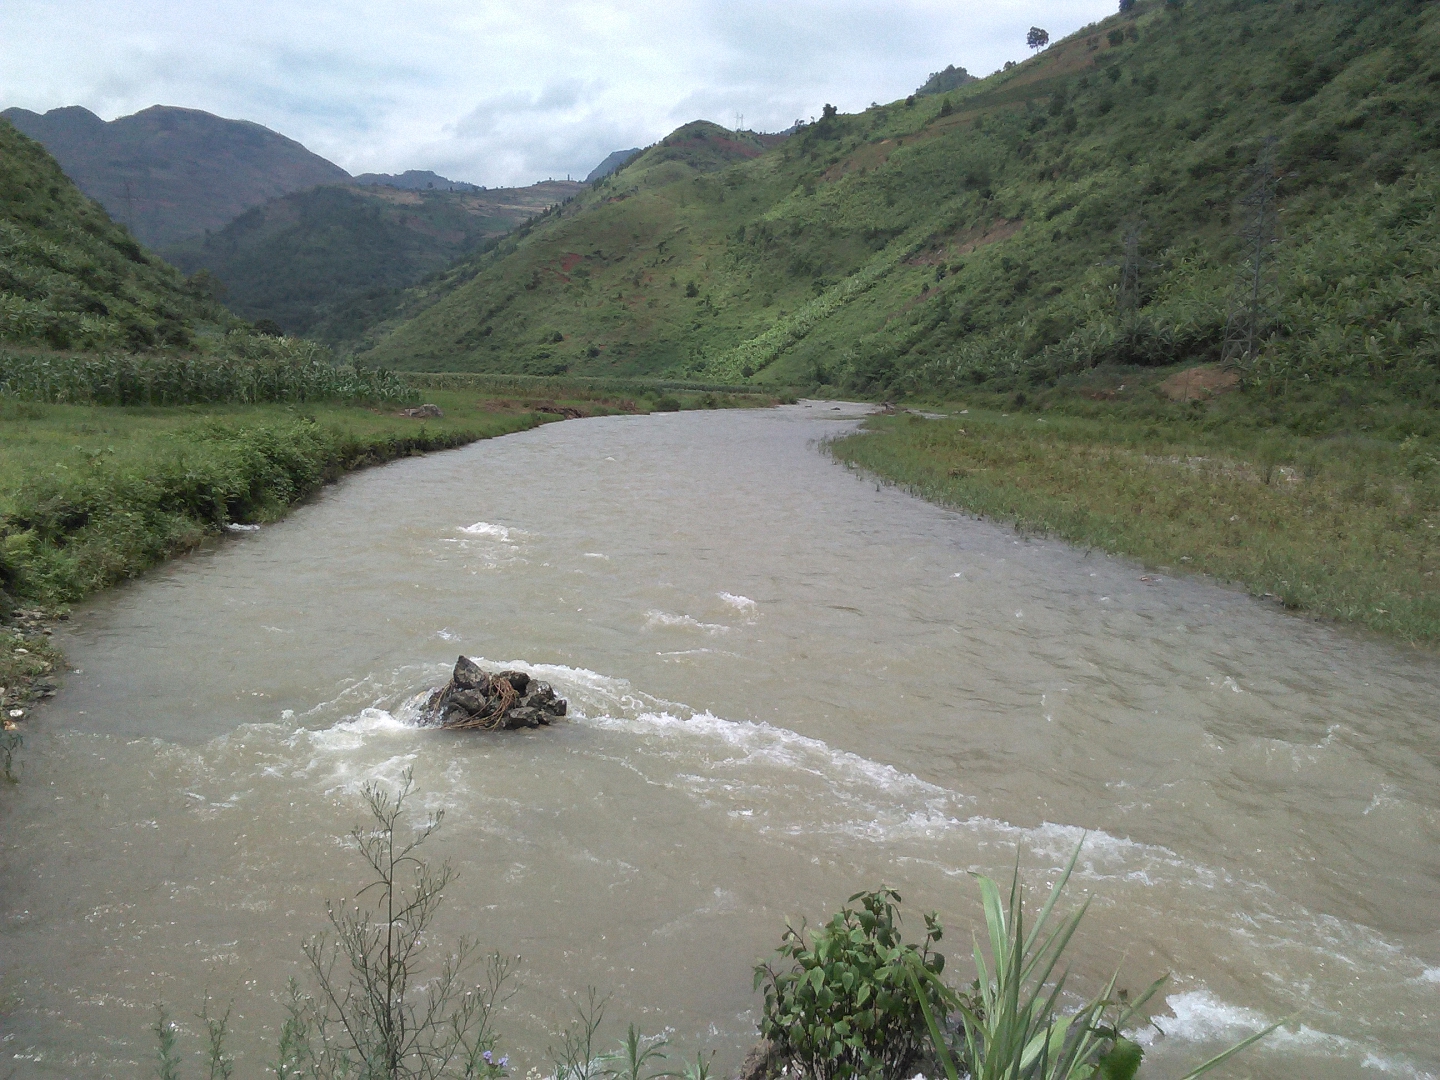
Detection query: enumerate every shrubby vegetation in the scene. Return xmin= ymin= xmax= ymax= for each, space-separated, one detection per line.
xmin=754 ymin=888 xmax=947 ymax=1080
xmin=830 ymin=403 xmax=1440 ymax=644
xmin=758 ymin=846 xmax=1274 ymax=1080
xmin=0 ymin=398 xmax=543 ymax=610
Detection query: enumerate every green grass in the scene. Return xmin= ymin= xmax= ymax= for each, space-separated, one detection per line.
xmin=0 ymin=391 xmax=545 ymax=610
xmin=829 ymin=385 xmax=1440 ymax=645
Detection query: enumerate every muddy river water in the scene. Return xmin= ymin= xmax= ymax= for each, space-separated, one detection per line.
xmin=3 ymin=403 xmax=1438 ymax=1077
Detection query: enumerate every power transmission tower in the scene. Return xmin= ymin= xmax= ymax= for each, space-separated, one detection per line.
xmin=1103 ymin=217 xmax=1153 ymax=314
xmin=1222 ymin=137 xmax=1283 ymax=366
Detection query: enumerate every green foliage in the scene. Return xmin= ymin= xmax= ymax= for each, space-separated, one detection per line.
xmin=153 ymin=1006 xmax=183 ymax=1080
xmin=0 ymin=120 xmax=214 ymax=351
xmin=605 ymin=1024 xmax=677 ymax=1080
xmin=754 ymin=888 xmax=947 ymax=1080
xmin=272 ymin=769 xmax=516 ymax=1080
xmin=152 ymin=771 xmax=516 ymax=1080
xmin=551 ymin=988 xmax=611 ymax=1080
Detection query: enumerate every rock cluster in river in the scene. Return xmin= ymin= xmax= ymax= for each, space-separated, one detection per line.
xmin=419 ymin=655 xmax=567 ymax=730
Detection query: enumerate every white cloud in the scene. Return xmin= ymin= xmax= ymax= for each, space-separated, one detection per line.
xmin=3 ymin=0 xmax=1116 ymax=187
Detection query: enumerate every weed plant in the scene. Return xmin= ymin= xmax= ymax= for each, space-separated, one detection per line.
xmin=154 ymin=771 xmax=517 ymax=1080
xmin=754 ymin=889 xmax=948 ymax=1080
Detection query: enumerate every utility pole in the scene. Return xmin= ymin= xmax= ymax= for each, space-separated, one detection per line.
xmin=1117 ymin=219 xmax=1147 ymax=313
xmin=1222 ymin=137 xmax=1283 ymax=366
xmin=1103 ymin=217 xmax=1151 ymax=314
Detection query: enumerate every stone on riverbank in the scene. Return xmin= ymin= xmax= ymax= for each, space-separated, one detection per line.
xmin=419 ymin=655 xmax=567 ymax=730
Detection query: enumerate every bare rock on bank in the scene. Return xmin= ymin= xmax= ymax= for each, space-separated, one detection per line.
xmin=401 ymin=403 xmax=444 ymax=418
xmin=419 ymin=655 xmax=567 ymax=730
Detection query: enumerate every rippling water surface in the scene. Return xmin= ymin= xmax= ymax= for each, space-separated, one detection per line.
xmin=3 ymin=404 xmax=1438 ymax=1078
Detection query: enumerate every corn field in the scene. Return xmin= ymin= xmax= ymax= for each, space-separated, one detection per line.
xmin=0 ymin=335 xmax=417 ymax=406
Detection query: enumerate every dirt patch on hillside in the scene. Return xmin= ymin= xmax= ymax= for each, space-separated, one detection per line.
xmin=907 ymin=218 xmax=1024 ymax=266
xmin=1159 ymin=365 xmax=1241 ymax=402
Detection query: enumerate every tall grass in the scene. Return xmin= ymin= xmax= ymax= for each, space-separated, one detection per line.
xmin=0 ymin=336 xmax=417 ymax=406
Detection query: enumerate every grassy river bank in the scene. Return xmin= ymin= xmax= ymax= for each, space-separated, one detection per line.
xmin=828 ymin=371 xmax=1440 ymax=648
xmin=0 ymin=366 xmax=778 ymax=756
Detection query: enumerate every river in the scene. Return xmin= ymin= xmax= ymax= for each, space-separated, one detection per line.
xmin=2 ymin=403 xmax=1437 ymax=1078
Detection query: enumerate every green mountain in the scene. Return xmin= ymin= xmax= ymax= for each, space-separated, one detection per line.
xmin=1 ymin=105 xmax=350 ymax=247
xmin=159 ymin=180 xmax=583 ymax=343
xmin=0 ymin=119 xmax=212 ymax=351
xmin=356 ymin=0 xmax=1439 ymax=405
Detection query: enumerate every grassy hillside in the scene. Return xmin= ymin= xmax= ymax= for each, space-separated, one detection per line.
xmin=1 ymin=105 xmax=350 ymax=246
xmin=0 ymin=119 xmax=216 ymax=351
xmin=161 ymin=180 xmax=583 ymax=344
xmin=357 ymin=0 xmax=1439 ymax=411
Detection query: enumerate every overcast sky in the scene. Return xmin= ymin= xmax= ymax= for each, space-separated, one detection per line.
xmin=6 ymin=1 xmax=1116 ymax=187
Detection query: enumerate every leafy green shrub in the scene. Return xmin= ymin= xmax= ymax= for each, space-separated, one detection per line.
xmin=754 ymin=888 xmax=947 ymax=1080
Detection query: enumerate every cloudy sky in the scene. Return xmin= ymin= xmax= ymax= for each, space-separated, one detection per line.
xmin=6 ymin=1 xmax=1115 ymax=187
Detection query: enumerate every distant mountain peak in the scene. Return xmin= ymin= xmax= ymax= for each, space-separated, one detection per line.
xmin=1 ymin=104 xmax=350 ymax=246
xmin=585 ymin=149 xmax=642 ymax=183
xmin=352 ymin=169 xmax=481 ymax=192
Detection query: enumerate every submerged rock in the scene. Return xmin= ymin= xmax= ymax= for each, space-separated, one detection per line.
xmin=419 ymin=656 xmax=566 ymax=730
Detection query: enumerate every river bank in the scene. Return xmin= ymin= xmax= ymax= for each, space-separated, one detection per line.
xmin=828 ymin=382 xmax=1440 ymax=648
xmin=0 ymin=380 xmax=781 ymax=757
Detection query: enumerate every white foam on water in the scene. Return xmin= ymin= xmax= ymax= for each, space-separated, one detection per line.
xmin=718 ymin=592 xmax=758 ymax=613
xmin=459 ymin=522 xmax=516 ymax=540
xmin=583 ymin=552 xmax=610 ymax=560
xmin=262 ymin=655 xmax=1440 ymax=1070
xmin=1134 ymin=990 xmax=1437 ymax=1078
xmin=224 ymin=522 xmax=261 ymax=533
xmin=644 ymin=610 xmax=732 ymax=634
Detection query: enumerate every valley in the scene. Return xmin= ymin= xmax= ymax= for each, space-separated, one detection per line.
xmin=2 ymin=1 xmax=1439 ymax=1077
